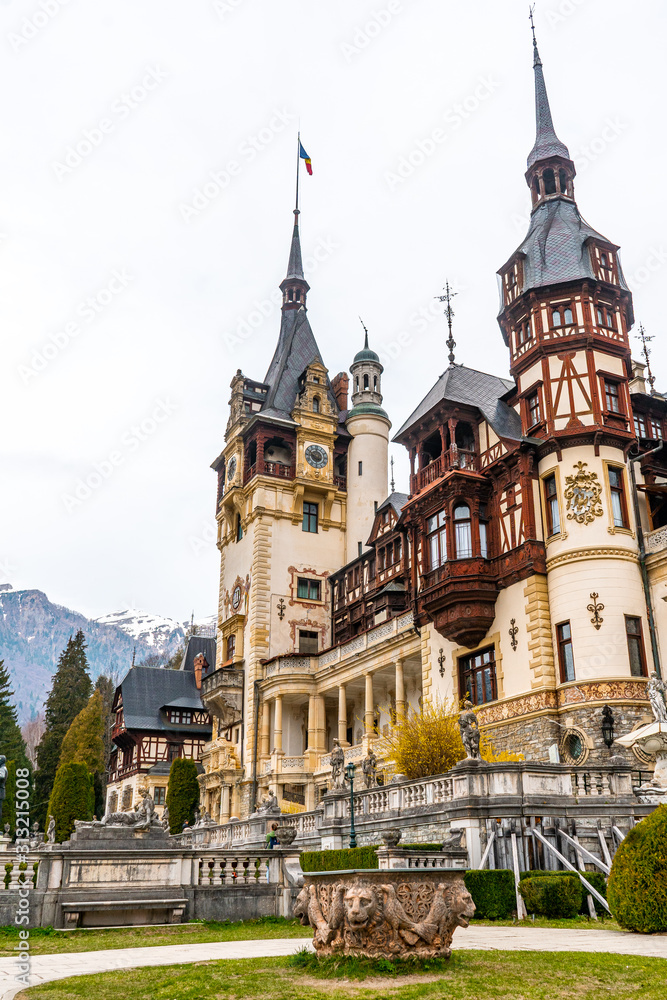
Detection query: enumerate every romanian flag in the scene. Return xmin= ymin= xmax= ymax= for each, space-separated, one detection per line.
xmin=299 ymin=141 xmax=313 ymax=175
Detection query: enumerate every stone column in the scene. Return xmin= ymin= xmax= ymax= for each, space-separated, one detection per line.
xmin=315 ymin=694 xmax=326 ymax=751
xmin=220 ymin=785 xmax=231 ymax=824
xmin=274 ymin=696 xmax=283 ymax=754
xmin=395 ymin=659 xmax=406 ymax=719
xmin=364 ymin=673 xmax=374 ymax=736
xmin=260 ymin=700 xmax=270 ymax=757
xmin=338 ymin=685 xmax=348 ymax=745
xmin=307 ymin=694 xmax=316 ymax=750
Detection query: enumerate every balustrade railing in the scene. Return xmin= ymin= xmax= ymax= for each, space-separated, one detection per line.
xmin=646 ymin=525 xmax=667 ymax=554
xmin=197 ymin=853 xmax=271 ymax=886
xmin=410 ymin=448 xmax=479 ymax=494
xmin=244 ymin=461 xmax=295 ymax=485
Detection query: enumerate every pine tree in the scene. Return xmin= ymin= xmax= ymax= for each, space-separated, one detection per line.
xmin=0 ymin=660 xmax=29 ymax=770
xmin=47 ymin=762 xmax=94 ymax=843
xmin=2 ymin=762 xmax=16 ymax=837
xmin=34 ymin=631 xmax=92 ymax=827
xmin=166 ymin=758 xmax=200 ymax=834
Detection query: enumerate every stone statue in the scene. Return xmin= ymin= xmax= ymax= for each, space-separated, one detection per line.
xmin=648 ymin=673 xmax=667 ymax=722
xmin=29 ymin=822 xmax=42 ymax=850
xmin=458 ymin=701 xmax=481 ymax=760
xmin=362 ymin=751 xmax=378 ymax=789
xmin=0 ymin=755 xmax=6 ymax=826
xmin=101 ymin=792 xmax=160 ymax=831
xmin=161 ymin=805 xmax=170 ymax=831
xmin=46 ymin=815 xmax=56 ymax=844
xmin=330 ymin=739 xmax=346 ymax=790
xmin=3 ymin=822 xmax=9 ymax=837
xmin=257 ymin=791 xmax=280 ymax=815
xmin=294 ymin=875 xmax=475 ymax=958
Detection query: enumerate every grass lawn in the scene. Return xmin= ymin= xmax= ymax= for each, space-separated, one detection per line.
xmin=0 ymin=915 xmax=625 ymax=957
xmin=0 ymin=918 xmax=312 ymax=956
xmin=14 ymin=951 xmax=667 ymax=999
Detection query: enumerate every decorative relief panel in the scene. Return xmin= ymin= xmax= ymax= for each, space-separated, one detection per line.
xmin=564 ymin=462 xmax=603 ymax=525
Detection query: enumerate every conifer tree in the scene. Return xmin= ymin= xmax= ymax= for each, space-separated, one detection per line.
xmin=59 ymin=689 xmax=106 ymax=818
xmin=47 ymin=762 xmax=94 ymax=843
xmin=0 ymin=660 xmax=29 ymax=770
xmin=166 ymin=758 xmax=200 ymax=834
xmin=34 ymin=631 xmax=92 ymax=827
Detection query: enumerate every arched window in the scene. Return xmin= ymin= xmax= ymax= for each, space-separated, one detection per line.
xmin=454 ymin=503 xmax=472 ymax=558
xmin=532 ymin=176 xmax=540 ymax=203
xmin=363 ymin=373 xmax=369 ymax=390
xmin=226 ymin=634 xmax=236 ymax=661
xmin=373 ymin=375 xmax=378 ymax=391
xmin=313 ymin=396 xmax=320 ymax=413
xmin=479 ymin=503 xmax=489 ymax=559
xmin=355 ymin=377 xmax=359 ymax=391
xmin=427 ymin=511 xmax=447 ymax=569
xmin=558 ymin=168 xmax=568 ymax=195
xmin=288 ymin=290 xmax=293 ymax=302
xmin=543 ymin=168 xmax=556 ymax=195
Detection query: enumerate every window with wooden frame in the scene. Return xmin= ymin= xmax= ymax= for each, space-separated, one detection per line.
xmin=634 ymin=414 xmax=648 ymax=438
xmin=516 ymin=318 xmax=531 ymax=347
xmin=604 ymin=379 xmax=622 ymax=414
xmin=302 ymin=501 xmax=318 ymax=533
xmin=527 ymin=390 xmax=542 ymax=428
xmin=297 ymin=577 xmax=321 ymax=601
xmin=235 ymin=513 xmax=243 ymax=542
xmin=226 ymin=634 xmax=236 ymax=660
xmin=556 ymin=621 xmax=575 ymax=682
xmin=153 ymin=787 xmax=166 ymax=806
xmin=625 ymin=616 xmax=648 ymax=677
xmin=298 ymin=630 xmax=319 ymax=655
xmin=479 ymin=503 xmax=489 ymax=559
xmin=596 ymin=303 xmax=616 ymax=330
xmin=459 ymin=647 xmax=497 ymax=705
xmin=650 ymin=418 xmax=664 ymax=440
xmin=551 ymin=303 xmax=574 ymax=328
xmin=426 ymin=511 xmax=447 ymax=569
xmin=453 ymin=503 xmax=473 ymax=558
xmin=543 ymin=473 xmax=561 ymax=536
xmin=608 ymin=465 xmax=629 ymax=529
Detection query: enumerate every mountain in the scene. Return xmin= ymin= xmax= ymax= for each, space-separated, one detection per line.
xmin=0 ymin=587 xmax=213 ymax=724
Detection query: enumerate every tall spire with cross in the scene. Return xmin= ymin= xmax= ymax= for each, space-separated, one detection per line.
xmin=435 ymin=281 xmax=457 ymax=367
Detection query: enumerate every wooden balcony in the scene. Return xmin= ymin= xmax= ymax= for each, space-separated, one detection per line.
xmin=418 ymin=557 xmax=498 ymax=648
xmin=243 ymin=460 xmax=295 ymax=485
xmin=410 ymin=448 xmax=478 ymax=495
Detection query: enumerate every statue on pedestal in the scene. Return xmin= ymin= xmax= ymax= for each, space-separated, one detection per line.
xmin=458 ymin=702 xmax=481 ymax=760
xmin=648 ymin=673 xmax=667 ymax=722
xmin=362 ymin=750 xmax=378 ymax=789
xmin=330 ymin=739 xmax=346 ymax=790
xmin=257 ymin=791 xmax=280 ymax=815
xmin=46 ymin=815 xmax=56 ymax=844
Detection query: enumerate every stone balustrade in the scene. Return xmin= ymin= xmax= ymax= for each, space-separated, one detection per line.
xmin=196 ymin=852 xmax=277 ymax=886
xmin=318 ymin=611 xmax=414 ymax=667
xmin=645 ymin=525 xmax=667 ymax=554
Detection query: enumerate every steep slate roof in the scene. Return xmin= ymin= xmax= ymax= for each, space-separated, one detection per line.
xmin=118 ymin=666 xmax=211 ymax=735
xmin=513 ymin=199 xmax=629 ymax=294
xmin=393 ymin=364 xmax=521 ymax=443
xmin=285 ymin=217 xmax=305 ymax=281
xmin=181 ymin=634 xmax=216 ymax=675
xmin=261 ymin=306 xmax=333 ymax=420
xmin=377 ymin=492 xmax=409 ymax=516
xmin=527 ymin=40 xmax=570 ymax=169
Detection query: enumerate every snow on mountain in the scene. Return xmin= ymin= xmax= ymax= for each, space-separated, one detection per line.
xmin=94 ymin=609 xmax=186 ymax=652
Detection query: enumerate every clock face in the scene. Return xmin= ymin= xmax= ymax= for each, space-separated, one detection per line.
xmin=232 ymin=585 xmax=242 ymax=610
xmin=305 ymin=444 xmax=328 ymax=469
xmin=227 ymin=456 xmax=237 ymax=481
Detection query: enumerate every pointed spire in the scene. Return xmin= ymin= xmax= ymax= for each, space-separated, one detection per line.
xmin=527 ymin=10 xmax=571 ymax=169
xmin=435 ymin=281 xmax=457 ymax=367
xmin=359 ymin=316 xmax=369 ymax=351
xmin=285 ymin=209 xmax=305 ymax=280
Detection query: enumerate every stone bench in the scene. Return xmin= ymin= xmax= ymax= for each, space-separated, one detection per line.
xmin=61 ymin=897 xmax=187 ymax=929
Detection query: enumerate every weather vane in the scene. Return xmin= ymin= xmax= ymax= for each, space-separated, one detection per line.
xmin=390 ymin=455 xmax=395 ymax=493
xmin=636 ymin=324 xmax=656 ymax=394
xmin=529 ymin=5 xmax=537 ymax=45
xmin=435 ymin=280 xmax=457 ymax=367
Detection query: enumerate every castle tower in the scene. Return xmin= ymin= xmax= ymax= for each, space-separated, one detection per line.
xmin=345 ymin=329 xmax=391 ymax=562
xmin=496 ymin=32 xmax=652 ymax=722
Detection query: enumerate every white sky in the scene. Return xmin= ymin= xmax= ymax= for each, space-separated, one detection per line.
xmin=2 ymin=0 xmax=665 ymax=622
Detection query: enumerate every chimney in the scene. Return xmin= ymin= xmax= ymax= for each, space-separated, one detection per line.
xmin=331 ymin=372 xmax=349 ymax=411
xmin=193 ymin=652 xmax=208 ymax=690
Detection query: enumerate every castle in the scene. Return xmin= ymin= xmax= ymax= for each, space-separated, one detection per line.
xmin=198 ymin=35 xmax=667 ymax=822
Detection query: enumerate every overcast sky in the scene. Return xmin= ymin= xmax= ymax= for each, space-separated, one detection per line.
xmin=2 ymin=0 xmax=665 ymax=623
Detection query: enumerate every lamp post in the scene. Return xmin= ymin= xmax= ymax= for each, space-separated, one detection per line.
xmin=344 ymin=761 xmax=357 ymax=848
xmin=601 ymin=705 xmax=615 ymax=748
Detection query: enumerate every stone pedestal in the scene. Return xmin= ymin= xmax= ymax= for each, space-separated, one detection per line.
xmin=0 ymin=836 xmax=11 ymax=853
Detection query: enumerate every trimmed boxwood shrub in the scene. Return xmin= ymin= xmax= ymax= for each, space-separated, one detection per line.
xmin=166 ymin=757 xmax=200 ymax=834
xmin=300 ymin=847 xmax=379 ymax=872
xmin=46 ymin=761 xmax=94 ymax=843
xmin=463 ymin=869 xmax=515 ymax=919
xmin=520 ymin=870 xmax=607 ymax=915
xmin=608 ymin=805 xmax=667 ymax=933
xmin=402 ymin=843 xmax=443 ymax=851
xmin=519 ymin=875 xmax=582 ymax=918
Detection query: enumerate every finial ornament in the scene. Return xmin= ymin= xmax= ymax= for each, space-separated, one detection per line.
xmin=359 ymin=316 xmax=369 ymax=350
xmin=636 ymin=324 xmax=657 ymax=394
xmin=435 ymin=281 xmax=457 ymax=367
xmin=390 ymin=455 xmax=395 ymax=493
xmin=529 ymin=5 xmax=537 ymax=45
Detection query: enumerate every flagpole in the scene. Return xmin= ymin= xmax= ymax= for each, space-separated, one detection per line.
xmin=295 ymin=131 xmax=300 ymax=216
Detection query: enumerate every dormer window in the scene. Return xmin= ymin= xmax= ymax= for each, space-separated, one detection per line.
xmin=600 ymin=252 xmax=608 ymax=268
xmin=313 ymin=396 xmax=320 ymax=413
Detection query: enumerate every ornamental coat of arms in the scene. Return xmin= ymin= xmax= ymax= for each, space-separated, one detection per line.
xmin=564 ymin=461 xmax=603 ymax=524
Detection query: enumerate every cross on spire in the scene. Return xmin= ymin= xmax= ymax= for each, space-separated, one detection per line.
xmin=359 ymin=316 xmax=369 ymax=350
xmin=390 ymin=455 xmax=395 ymax=493
xmin=435 ymin=281 xmax=457 ymax=367
xmin=636 ymin=324 xmax=657 ymax=394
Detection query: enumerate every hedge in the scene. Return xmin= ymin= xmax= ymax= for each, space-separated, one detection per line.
xmin=608 ymin=805 xmax=667 ymax=933
xmin=46 ymin=762 xmax=94 ymax=843
xmin=463 ymin=869 xmax=515 ymax=919
xmin=519 ymin=875 xmax=582 ymax=918
xmin=402 ymin=843 xmax=443 ymax=851
xmin=300 ymin=847 xmax=379 ymax=872
xmin=520 ymin=869 xmax=607 ymax=915
xmin=166 ymin=758 xmax=200 ymax=834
